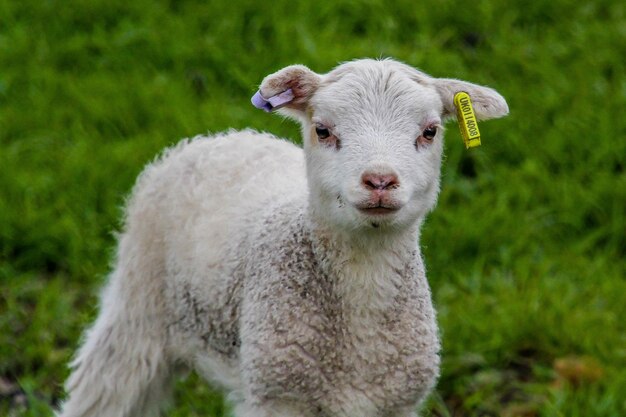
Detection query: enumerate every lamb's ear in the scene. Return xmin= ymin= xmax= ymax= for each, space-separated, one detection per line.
xmin=432 ymin=78 xmax=509 ymax=121
xmin=252 ymin=65 xmax=322 ymax=117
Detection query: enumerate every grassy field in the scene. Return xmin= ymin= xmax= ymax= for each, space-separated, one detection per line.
xmin=1 ymin=0 xmax=625 ymax=415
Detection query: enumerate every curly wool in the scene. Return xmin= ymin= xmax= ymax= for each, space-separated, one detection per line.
xmin=59 ymin=58 xmax=508 ymax=417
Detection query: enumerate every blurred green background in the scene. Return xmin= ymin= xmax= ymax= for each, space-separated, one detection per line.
xmin=1 ymin=0 xmax=624 ymax=416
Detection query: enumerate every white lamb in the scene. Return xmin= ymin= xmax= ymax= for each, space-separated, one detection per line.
xmin=59 ymin=58 xmax=508 ymax=417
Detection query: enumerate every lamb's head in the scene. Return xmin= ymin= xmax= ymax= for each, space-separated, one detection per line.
xmin=256 ymin=59 xmax=508 ymax=232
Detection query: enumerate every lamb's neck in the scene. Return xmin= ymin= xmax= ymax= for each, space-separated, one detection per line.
xmin=307 ymin=217 xmax=424 ymax=314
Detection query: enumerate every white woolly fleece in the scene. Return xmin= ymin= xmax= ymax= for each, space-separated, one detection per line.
xmin=59 ymin=58 xmax=508 ymax=417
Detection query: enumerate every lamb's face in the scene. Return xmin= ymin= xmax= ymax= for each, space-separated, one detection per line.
xmin=256 ymin=59 xmax=508 ymax=232
xmin=305 ymin=63 xmax=444 ymax=231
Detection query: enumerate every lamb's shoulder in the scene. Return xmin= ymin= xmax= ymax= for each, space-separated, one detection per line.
xmin=240 ymin=207 xmax=440 ymax=414
xmin=239 ymin=203 xmax=329 ymax=400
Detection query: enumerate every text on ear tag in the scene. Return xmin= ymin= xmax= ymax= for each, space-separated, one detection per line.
xmin=454 ymin=92 xmax=481 ymax=149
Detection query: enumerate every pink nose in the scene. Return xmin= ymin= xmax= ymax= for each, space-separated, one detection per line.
xmin=361 ymin=172 xmax=399 ymax=191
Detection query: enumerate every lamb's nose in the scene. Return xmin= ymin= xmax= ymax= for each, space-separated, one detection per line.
xmin=361 ymin=172 xmax=399 ymax=191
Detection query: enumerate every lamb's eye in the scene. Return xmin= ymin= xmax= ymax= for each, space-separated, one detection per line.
xmin=316 ymin=126 xmax=331 ymax=140
xmin=314 ymin=123 xmax=341 ymax=149
xmin=423 ymin=126 xmax=437 ymax=140
xmin=416 ymin=124 xmax=439 ymax=148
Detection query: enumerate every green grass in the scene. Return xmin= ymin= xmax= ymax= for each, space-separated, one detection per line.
xmin=1 ymin=0 xmax=625 ymax=415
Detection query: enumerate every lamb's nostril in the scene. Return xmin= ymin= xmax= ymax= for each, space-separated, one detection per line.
xmin=364 ymin=178 xmax=377 ymax=189
xmin=361 ymin=173 xmax=399 ymax=190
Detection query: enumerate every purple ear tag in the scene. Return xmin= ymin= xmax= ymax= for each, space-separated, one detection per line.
xmin=251 ymin=89 xmax=294 ymax=112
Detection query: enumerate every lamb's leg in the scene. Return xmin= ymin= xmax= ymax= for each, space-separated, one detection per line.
xmin=233 ymin=400 xmax=314 ymax=417
xmin=58 ymin=267 xmax=172 ymax=417
xmin=234 ymin=402 xmax=418 ymax=417
xmin=390 ymin=407 xmax=418 ymax=417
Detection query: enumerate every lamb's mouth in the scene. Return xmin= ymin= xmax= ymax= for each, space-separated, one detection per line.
xmin=356 ymin=204 xmax=401 ymax=216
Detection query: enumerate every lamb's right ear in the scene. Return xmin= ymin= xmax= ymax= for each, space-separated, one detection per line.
xmin=252 ymin=65 xmax=322 ymax=117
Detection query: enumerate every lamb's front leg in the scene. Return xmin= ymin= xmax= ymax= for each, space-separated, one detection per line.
xmin=232 ymin=401 xmax=315 ymax=417
xmin=386 ymin=406 xmax=418 ymax=417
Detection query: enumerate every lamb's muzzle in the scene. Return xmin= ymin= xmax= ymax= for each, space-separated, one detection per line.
xmin=361 ymin=172 xmax=399 ymax=191
xmin=58 ymin=58 xmax=508 ymax=417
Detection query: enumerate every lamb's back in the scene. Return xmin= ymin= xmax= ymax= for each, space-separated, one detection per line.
xmin=127 ymin=129 xmax=306 ymax=266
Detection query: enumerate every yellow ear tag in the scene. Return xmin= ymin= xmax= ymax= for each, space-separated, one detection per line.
xmin=454 ymin=92 xmax=481 ymax=149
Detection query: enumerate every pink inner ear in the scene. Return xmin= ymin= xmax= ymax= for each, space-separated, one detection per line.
xmin=251 ymin=89 xmax=294 ymax=112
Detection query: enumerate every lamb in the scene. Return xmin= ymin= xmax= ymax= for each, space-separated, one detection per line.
xmin=58 ymin=58 xmax=508 ymax=417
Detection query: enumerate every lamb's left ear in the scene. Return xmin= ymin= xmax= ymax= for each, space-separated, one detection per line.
xmin=432 ymin=78 xmax=509 ymax=121
xmin=252 ymin=65 xmax=322 ymax=117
